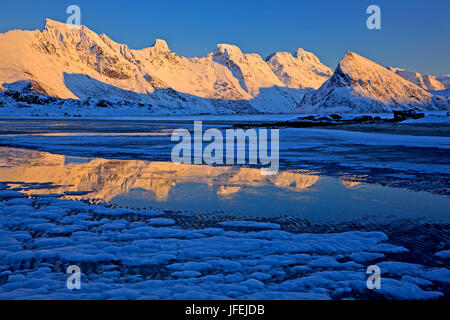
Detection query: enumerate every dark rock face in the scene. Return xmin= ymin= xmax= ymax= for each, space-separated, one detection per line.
xmin=329 ymin=114 xmax=342 ymax=120
xmin=96 ymin=99 xmax=113 ymax=108
xmin=393 ymin=110 xmax=425 ymax=121
xmin=101 ymin=68 xmax=131 ymax=80
xmin=235 ymin=109 xmax=429 ymax=130
xmin=353 ymin=115 xmax=374 ymax=123
xmin=3 ymin=90 xmax=57 ymax=105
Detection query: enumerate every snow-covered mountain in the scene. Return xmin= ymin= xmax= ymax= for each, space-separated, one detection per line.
xmin=436 ymin=75 xmax=450 ymax=88
xmin=266 ymin=48 xmax=332 ymax=89
xmin=0 ymin=19 xmax=331 ymax=114
xmin=0 ymin=19 xmax=448 ymax=115
xmin=387 ymin=67 xmax=448 ymax=91
xmin=297 ymin=51 xmax=449 ymax=113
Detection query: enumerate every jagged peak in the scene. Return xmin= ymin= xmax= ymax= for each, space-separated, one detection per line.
xmin=152 ymin=39 xmax=170 ymax=53
xmin=388 ymin=66 xmax=423 ymax=77
xmin=214 ymin=43 xmax=243 ymax=56
xmin=265 ymin=51 xmax=291 ymax=62
xmin=293 ymin=48 xmax=321 ymax=63
xmin=44 ymin=18 xmax=84 ymax=32
xmin=338 ymin=51 xmax=371 ymax=69
xmin=334 ymin=51 xmax=435 ymax=96
xmin=266 ymin=48 xmax=323 ymax=64
xmin=44 ymin=18 xmax=67 ymax=29
xmin=336 ymin=51 xmax=385 ymax=77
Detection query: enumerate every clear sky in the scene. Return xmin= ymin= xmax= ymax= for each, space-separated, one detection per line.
xmin=1 ymin=0 xmax=449 ymax=74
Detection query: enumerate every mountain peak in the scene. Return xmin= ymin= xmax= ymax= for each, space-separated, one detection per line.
xmin=214 ymin=44 xmax=243 ymax=56
xmin=44 ymin=18 xmax=75 ymax=31
xmin=152 ymin=39 xmax=170 ymax=53
xmin=293 ymin=48 xmax=317 ymax=61
xmin=297 ymin=51 xmax=445 ymax=113
xmin=44 ymin=18 xmax=63 ymax=27
xmin=387 ymin=66 xmax=447 ymax=91
xmin=337 ymin=51 xmax=380 ymax=76
xmin=340 ymin=50 xmax=358 ymax=62
xmin=266 ymin=48 xmax=332 ymax=89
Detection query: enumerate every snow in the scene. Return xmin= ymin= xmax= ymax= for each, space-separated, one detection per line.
xmin=0 ymin=190 xmax=24 ymax=200
xmin=436 ymin=74 xmax=450 ymax=89
xmin=0 ymin=19 xmax=314 ymax=115
xmin=378 ymin=278 xmax=443 ymax=300
xmin=387 ymin=67 xmax=447 ymax=91
xmin=2 ymin=19 xmax=446 ymax=116
xmin=428 ymin=88 xmax=450 ymax=98
xmin=435 ymin=250 xmax=450 ymax=259
xmin=402 ymin=111 xmax=450 ymax=123
xmin=266 ymin=48 xmax=332 ymax=89
xmin=0 ymin=188 xmax=448 ymax=300
xmin=218 ymin=221 xmax=281 ymax=230
xmin=297 ymin=51 xmax=449 ymax=113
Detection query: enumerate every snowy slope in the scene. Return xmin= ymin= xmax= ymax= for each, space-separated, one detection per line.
xmin=266 ymin=48 xmax=332 ymax=89
xmin=387 ymin=67 xmax=447 ymax=91
xmin=0 ymin=19 xmax=448 ymax=115
xmin=436 ymin=74 xmax=450 ymax=88
xmin=297 ymin=52 xmax=450 ymax=113
xmin=212 ymin=44 xmax=284 ymax=96
xmin=0 ymin=19 xmax=312 ymax=114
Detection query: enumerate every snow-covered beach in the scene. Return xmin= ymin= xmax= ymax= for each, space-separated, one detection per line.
xmin=0 ymin=185 xmax=449 ymax=300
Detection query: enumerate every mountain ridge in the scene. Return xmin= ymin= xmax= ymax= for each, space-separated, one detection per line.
xmin=297 ymin=51 xmax=449 ymax=113
xmin=387 ymin=67 xmax=448 ymax=91
xmin=0 ymin=19 xmax=448 ymax=115
xmin=0 ymin=19 xmax=326 ymax=114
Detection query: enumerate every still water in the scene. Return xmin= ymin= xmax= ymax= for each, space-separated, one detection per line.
xmin=0 ymin=147 xmax=448 ymax=222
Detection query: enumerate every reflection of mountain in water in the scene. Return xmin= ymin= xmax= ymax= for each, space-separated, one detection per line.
xmin=341 ymin=180 xmax=362 ymax=189
xmin=0 ymin=148 xmax=324 ymax=202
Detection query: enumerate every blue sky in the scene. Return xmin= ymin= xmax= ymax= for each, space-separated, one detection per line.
xmin=1 ymin=0 xmax=449 ymax=74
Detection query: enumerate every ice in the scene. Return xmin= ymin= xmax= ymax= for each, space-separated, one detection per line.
xmin=0 ymin=190 xmax=24 ymax=200
xmin=379 ymin=278 xmax=443 ymax=300
xmin=377 ymin=261 xmax=424 ymax=277
xmin=148 ymin=218 xmax=175 ymax=226
xmin=349 ymin=252 xmax=385 ymax=262
xmin=401 ymin=275 xmax=433 ymax=287
xmin=0 ymin=189 xmax=448 ymax=300
xmin=218 ymin=221 xmax=281 ymax=230
xmin=422 ymin=268 xmax=450 ymax=283
xmin=171 ymin=271 xmax=202 ymax=279
xmin=435 ymin=249 xmax=450 ymax=259
xmin=368 ymin=243 xmax=408 ymax=253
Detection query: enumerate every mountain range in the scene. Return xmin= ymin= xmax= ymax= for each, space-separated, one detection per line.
xmin=297 ymin=51 xmax=449 ymax=113
xmin=0 ymin=19 xmax=448 ymax=115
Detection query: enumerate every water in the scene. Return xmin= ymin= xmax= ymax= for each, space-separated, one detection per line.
xmin=0 ymin=146 xmax=448 ymax=220
xmin=1 ymin=119 xmax=449 ymax=196
xmin=0 ymin=119 xmax=449 ymax=266
xmin=0 ymin=119 xmax=449 ymax=299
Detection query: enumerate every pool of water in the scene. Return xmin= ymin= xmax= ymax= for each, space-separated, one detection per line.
xmin=0 ymin=147 xmax=448 ymax=221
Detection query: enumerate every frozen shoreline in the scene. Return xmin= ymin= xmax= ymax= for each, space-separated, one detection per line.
xmin=0 ymin=187 xmax=449 ymax=300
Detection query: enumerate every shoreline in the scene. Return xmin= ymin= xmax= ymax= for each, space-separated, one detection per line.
xmin=314 ymin=123 xmax=450 ymax=137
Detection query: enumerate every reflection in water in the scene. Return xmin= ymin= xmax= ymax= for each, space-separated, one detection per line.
xmin=340 ymin=180 xmax=362 ymax=189
xmin=0 ymin=147 xmax=322 ymax=202
xmin=0 ymin=147 xmax=448 ymax=219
